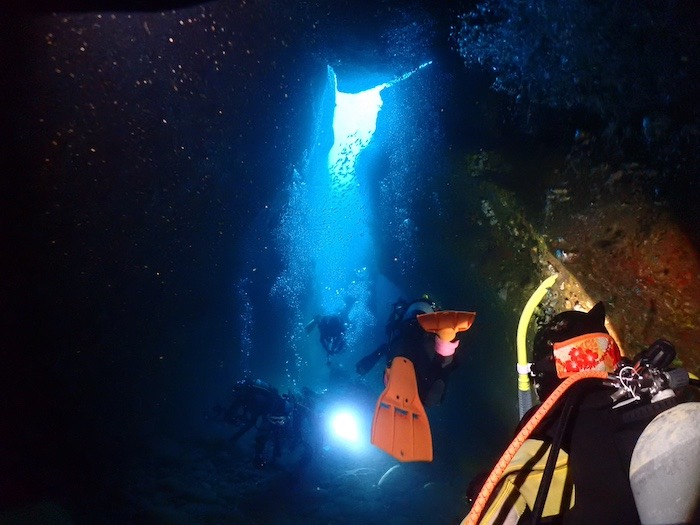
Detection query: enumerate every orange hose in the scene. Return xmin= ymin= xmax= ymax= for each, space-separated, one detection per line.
xmin=463 ymin=370 xmax=609 ymax=525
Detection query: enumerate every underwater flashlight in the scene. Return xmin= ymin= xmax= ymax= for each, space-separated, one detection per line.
xmin=329 ymin=409 xmax=361 ymax=444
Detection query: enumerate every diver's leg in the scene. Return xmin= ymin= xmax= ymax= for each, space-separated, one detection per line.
xmin=423 ymin=356 xmax=455 ymax=407
xmin=355 ymin=343 xmax=388 ymax=375
xmin=423 ymin=379 xmax=445 ymax=407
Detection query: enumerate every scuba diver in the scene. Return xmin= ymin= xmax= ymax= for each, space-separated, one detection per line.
xmin=306 ymin=297 xmax=355 ymax=364
xmin=357 ymin=295 xmax=475 ymax=407
xmin=253 ymin=386 xmax=323 ymax=470
xmin=306 ymin=314 xmax=346 ymax=363
xmin=215 ymin=379 xmax=319 ymax=469
xmin=364 ymin=295 xmax=476 ymax=462
xmin=318 ymin=315 xmax=346 ymax=357
xmin=214 ymin=378 xmax=279 ymax=443
xmin=464 ymin=301 xmax=700 ymax=525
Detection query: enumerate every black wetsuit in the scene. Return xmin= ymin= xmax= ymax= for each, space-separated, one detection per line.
xmin=224 ymin=380 xmax=277 ymax=442
xmin=356 ymin=299 xmax=456 ymax=406
xmin=387 ymin=314 xmax=456 ymax=407
xmin=318 ymin=315 xmax=345 ymax=356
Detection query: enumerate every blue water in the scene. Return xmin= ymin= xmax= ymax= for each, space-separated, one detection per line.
xmin=241 ymin=63 xmax=435 ymax=390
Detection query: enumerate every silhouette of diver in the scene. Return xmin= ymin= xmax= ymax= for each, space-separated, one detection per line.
xmin=306 ymin=314 xmax=346 ymax=362
xmin=357 ymin=295 xmax=471 ymax=407
xmin=253 ymin=387 xmax=322 ymax=470
xmin=355 ymin=296 xmax=434 ymax=406
xmin=215 ymin=379 xmax=322 ymax=469
xmin=214 ymin=378 xmax=279 ymax=442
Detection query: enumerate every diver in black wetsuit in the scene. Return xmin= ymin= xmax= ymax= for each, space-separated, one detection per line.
xmin=306 ymin=314 xmax=347 ymax=364
xmin=215 ymin=379 xmax=279 ymax=442
xmin=356 ymin=296 xmax=460 ymax=407
xmin=216 ymin=380 xmax=322 ymax=470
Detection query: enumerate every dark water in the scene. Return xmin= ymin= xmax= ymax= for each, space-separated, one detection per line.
xmin=3 ymin=1 xmax=695 ymax=524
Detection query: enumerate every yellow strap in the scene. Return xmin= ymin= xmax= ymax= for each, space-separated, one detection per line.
xmin=478 ymin=439 xmax=575 ymax=523
xmin=479 ymin=478 xmax=528 ymax=525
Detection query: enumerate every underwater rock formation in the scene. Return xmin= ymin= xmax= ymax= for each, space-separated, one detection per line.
xmin=453 ymin=147 xmax=699 ymax=375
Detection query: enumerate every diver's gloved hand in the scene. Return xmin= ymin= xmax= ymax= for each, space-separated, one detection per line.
xmin=434 ymin=338 xmax=459 ymax=357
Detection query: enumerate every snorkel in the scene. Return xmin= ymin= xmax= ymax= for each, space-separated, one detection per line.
xmin=516 ymin=274 xmax=558 ymax=418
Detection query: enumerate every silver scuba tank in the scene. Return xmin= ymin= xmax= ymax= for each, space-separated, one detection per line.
xmin=629 ymin=401 xmax=700 ymax=525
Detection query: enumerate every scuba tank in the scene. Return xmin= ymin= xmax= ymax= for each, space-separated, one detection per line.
xmin=629 ymin=402 xmax=700 ymax=525
xmin=615 ymin=340 xmax=700 ymax=525
xmin=610 ymin=339 xmax=700 ymax=525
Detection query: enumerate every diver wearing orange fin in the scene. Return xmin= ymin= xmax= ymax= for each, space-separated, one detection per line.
xmin=366 ymin=295 xmax=476 ymax=462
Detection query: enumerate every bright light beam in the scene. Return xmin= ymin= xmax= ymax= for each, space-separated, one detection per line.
xmin=327 ymin=69 xmax=387 ymax=190
xmin=329 ymin=409 xmax=361 ymax=444
xmin=327 ymin=61 xmax=432 ymax=191
xmin=270 ymin=61 xmax=433 ymax=384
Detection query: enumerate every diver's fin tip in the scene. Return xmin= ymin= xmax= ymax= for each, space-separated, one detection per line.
xmin=417 ymin=310 xmax=476 ymax=340
xmin=371 ymin=357 xmax=433 ymax=462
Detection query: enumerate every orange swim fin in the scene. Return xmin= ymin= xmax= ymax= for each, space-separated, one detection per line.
xmin=371 ymin=357 xmax=433 ymax=462
xmin=417 ymin=310 xmax=476 ymax=341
